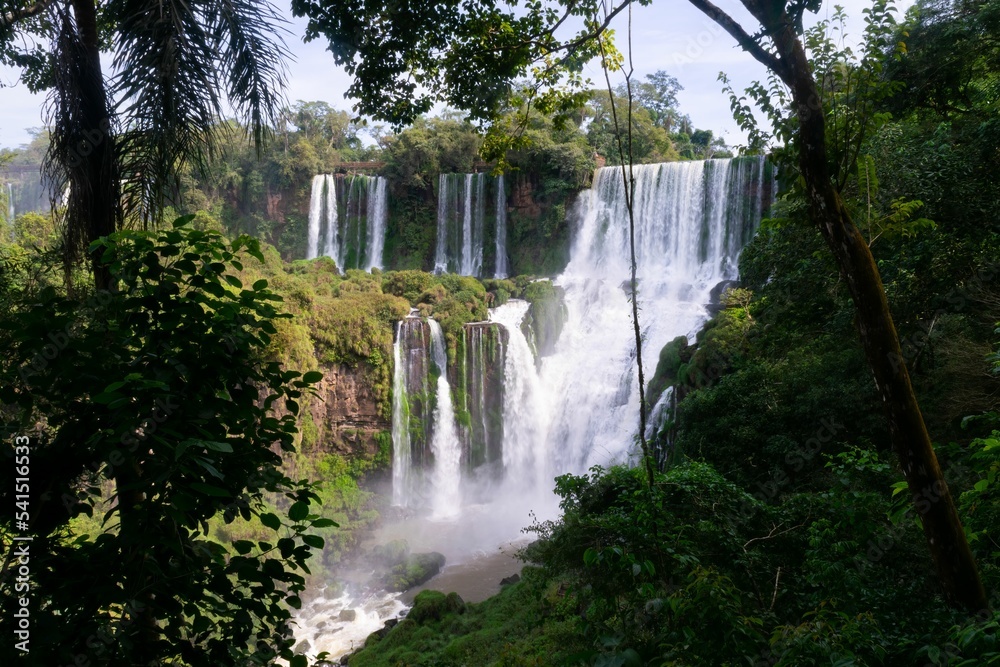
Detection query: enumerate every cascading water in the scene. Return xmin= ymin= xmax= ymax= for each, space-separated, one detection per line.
xmin=391 ymin=315 xmax=432 ymax=508
xmin=365 ymin=176 xmax=388 ymax=271
xmin=494 ymin=174 xmax=508 ymax=278
xmin=394 ymin=156 xmax=772 ymax=510
xmin=306 ymin=174 xmax=388 ymax=270
xmin=434 ymin=173 xmax=506 ymax=276
xmin=6 ymin=182 xmax=14 ymax=226
xmin=298 ymin=158 xmax=771 ymax=662
xmin=541 ymin=156 xmax=771 ymax=471
xmin=490 ymin=300 xmax=548 ymax=493
xmin=391 ymin=321 xmax=412 ymax=508
xmin=427 ymin=319 xmax=463 ymax=519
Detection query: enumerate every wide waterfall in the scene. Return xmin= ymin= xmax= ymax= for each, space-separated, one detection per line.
xmin=300 ymin=157 xmax=771 ymax=663
xmin=434 ymin=173 xmax=508 ymax=277
xmin=306 ymin=173 xmax=388 ymax=270
xmin=391 ymin=156 xmax=772 ymax=512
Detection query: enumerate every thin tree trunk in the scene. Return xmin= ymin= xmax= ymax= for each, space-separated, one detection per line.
xmin=771 ymin=20 xmax=987 ymax=613
xmin=686 ymin=0 xmax=988 ymax=612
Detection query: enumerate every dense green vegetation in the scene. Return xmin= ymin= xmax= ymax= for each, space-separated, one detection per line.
xmin=2 ymin=0 xmax=999 ymax=663
xmin=345 ymin=0 xmax=1000 ymax=664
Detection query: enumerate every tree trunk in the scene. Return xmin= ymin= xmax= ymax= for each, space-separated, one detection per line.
xmin=687 ymin=0 xmax=987 ymax=612
xmin=768 ymin=13 xmax=987 ymax=613
xmin=69 ymin=0 xmax=118 ymax=290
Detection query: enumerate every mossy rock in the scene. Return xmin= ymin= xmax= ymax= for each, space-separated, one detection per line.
xmin=381 ymin=551 xmax=446 ymax=592
xmin=406 ymin=590 xmax=466 ymax=624
xmin=371 ymin=539 xmax=410 ymax=568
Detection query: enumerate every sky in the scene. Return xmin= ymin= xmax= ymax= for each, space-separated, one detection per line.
xmin=0 ymin=0 xmax=913 ymax=151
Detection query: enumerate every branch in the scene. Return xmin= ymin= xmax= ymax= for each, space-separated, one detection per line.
xmin=531 ymin=0 xmax=631 ymax=55
xmin=1 ymin=0 xmax=54 ymax=28
xmin=686 ymin=0 xmax=788 ymax=80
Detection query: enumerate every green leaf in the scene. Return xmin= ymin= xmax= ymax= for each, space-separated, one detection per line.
xmin=224 ymin=275 xmax=243 ymax=289
xmin=260 ymin=513 xmax=282 ymax=530
xmin=302 ymin=371 xmax=323 ymax=384
xmin=252 ymin=279 xmax=268 ymax=291
xmin=202 ymin=441 xmax=234 ymax=453
xmin=974 ymin=479 xmax=989 ymax=493
xmin=191 ymin=482 xmax=231 ymax=497
xmin=302 ymin=534 xmax=324 ymax=549
xmin=232 ymin=540 xmax=254 ymax=555
xmin=288 ymin=501 xmax=309 ymax=522
xmin=290 ymin=655 xmax=308 ymax=667
xmin=311 ymin=518 xmax=339 ymax=528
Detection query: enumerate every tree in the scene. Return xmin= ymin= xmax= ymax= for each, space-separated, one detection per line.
xmin=0 ymin=0 xmax=289 ymax=288
xmin=0 ymin=220 xmax=328 ymax=665
xmin=292 ymin=0 xmax=988 ymax=612
xmin=633 ymin=70 xmax=684 ymax=131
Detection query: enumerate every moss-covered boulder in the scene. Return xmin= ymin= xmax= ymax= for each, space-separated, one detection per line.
xmin=405 ymin=590 xmax=466 ymax=624
xmin=382 ymin=552 xmax=447 ymax=592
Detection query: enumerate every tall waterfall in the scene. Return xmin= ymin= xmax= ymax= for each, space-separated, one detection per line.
xmin=490 ymin=300 xmax=548 ymax=493
xmin=6 ymin=183 xmax=14 ymax=225
xmin=494 ymin=174 xmax=508 ymax=279
xmin=434 ymin=173 xmax=507 ymax=277
xmin=428 ymin=319 xmax=463 ymax=518
xmin=306 ymin=174 xmax=388 ymax=270
xmin=542 ymin=156 xmax=771 ymax=471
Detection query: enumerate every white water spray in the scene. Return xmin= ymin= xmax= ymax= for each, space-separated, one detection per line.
xmin=428 ymin=319 xmax=462 ymax=519
xmin=495 ymin=174 xmax=508 ymax=278
xmin=490 ymin=300 xmax=548 ymax=493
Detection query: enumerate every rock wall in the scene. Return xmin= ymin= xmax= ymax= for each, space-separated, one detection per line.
xmin=308 ymin=362 xmax=389 ymax=458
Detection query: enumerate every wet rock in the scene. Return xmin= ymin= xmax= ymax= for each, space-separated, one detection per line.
xmin=500 ymin=573 xmax=521 ymax=587
xmin=381 ymin=551 xmax=447 ymax=592
xmin=293 ymin=639 xmax=311 ymax=655
xmin=338 ymin=609 xmax=356 ymax=622
xmin=707 ymin=279 xmax=739 ymax=315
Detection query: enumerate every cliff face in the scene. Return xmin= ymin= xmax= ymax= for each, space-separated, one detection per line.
xmin=308 ymin=362 xmax=389 ymax=458
xmin=454 ymin=322 xmax=508 ymax=475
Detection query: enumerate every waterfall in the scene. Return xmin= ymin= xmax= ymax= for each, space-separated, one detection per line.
xmin=389 ymin=156 xmax=770 ymax=513
xmin=428 ymin=319 xmax=463 ymax=518
xmin=541 ymin=156 xmax=771 ymax=472
xmin=490 ymin=300 xmax=547 ymax=492
xmin=494 ymin=174 xmax=508 ymax=278
xmin=365 ymin=176 xmax=388 ymax=271
xmin=306 ymin=174 xmax=387 ymax=270
xmin=391 ymin=315 xmax=433 ymax=507
xmin=323 ymin=174 xmax=338 ymax=260
xmin=434 ymin=173 xmax=504 ymax=276
xmin=391 ymin=322 xmax=412 ymax=507
xmin=6 ymin=183 xmax=14 ymax=225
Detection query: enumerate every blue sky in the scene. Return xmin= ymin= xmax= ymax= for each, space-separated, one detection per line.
xmin=0 ymin=0 xmax=912 ymax=150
